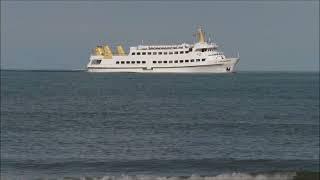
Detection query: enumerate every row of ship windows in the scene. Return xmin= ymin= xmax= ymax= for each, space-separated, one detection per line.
xmin=131 ymin=48 xmax=216 ymax=55
xmin=116 ymin=61 xmax=146 ymax=64
xmin=115 ymin=59 xmax=206 ymax=64
xmin=132 ymin=51 xmax=189 ymax=55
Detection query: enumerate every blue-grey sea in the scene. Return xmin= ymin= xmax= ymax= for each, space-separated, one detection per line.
xmin=1 ymin=70 xmax=319 ymax=180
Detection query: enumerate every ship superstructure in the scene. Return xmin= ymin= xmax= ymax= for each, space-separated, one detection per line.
xmin=87 ymin=27 xmax=239 ymax=73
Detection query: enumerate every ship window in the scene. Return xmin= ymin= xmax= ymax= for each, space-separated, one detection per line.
xmin=137 ymin=52 xmax=141 ymax=55
xmin=91 ymin=60 xmax=102 ymax=65
xmin=179 ymin=60 xmax=183 ymax=63
xmin=202 ymin=58 xmax=206 ymax=61
xmin=180 ymin=51 xmax=184 ymax=54
xmin=164 ymin=52 xmax=168 ymax=55
xmin=142 ymin=52 xmax=146 ymax=55
xmin=131 ymin=61 xmax=135 ymax=64
xmin=159 ymin=52 xmax=162 ymax=55
xmin=164 ymin=61 xmax=167 ymax=63
xmin=169 ymin=61 xmax=173 ymax=63
xmin=169 ymin=52 xmax=173 ymax=55
xmin=142 ymin=61 xmax=146 ymax=64
xmin=189 ymin=48 xmax=193 ymax=52
xmin=185 ymin=51 xmax=189 ymax=54
xmin=153 ymin=61 xmax=156 ymax=63
xmin=196 ymin=59 xmax=200 ymax=62
xmin=126 ymin=61 xmax=130 ymax=64
xmin=121 ymin=61 xmax=125 ymax=64
xmin=148 ymin=52 xmax=151 ymax=55
xmin=132 ymin=52 xmax=135 ymax=55
xmin=185 ymin=60 xmax=189 ymax=63
xmin=116 ymin=61 xmax=119 ymax=64
xmin=175 ymin=52 xmax=178 ymax=54
xmin=158 ymin=61 xmax=162 ymax=63
xmin=174 ymin=60 xmax=178 ymax=63
xmin=191 ymin=59 xmax=194 ymax=62
xmin=137 ymin=61 xmax=141 ymax=64
xmin=153 ymin=52 xmax=157 ymax=55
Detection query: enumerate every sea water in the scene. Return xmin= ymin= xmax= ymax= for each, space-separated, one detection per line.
xmin=1 ymin=71 xmax=319 ymax=180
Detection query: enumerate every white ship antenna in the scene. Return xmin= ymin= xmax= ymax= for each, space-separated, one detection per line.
xmin=193 ymin=26 xmax=199 ymax=43
xmin=210 ymin=33 xmax=214 ymax=43
xmin=237 ymin=50 xmax=240 ymax=58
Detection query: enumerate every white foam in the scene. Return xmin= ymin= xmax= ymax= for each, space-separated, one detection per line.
xmin=1 ymin=173 xmax=298 ymax=180
xmin=98 ymin=173 xmax=296 ymax=180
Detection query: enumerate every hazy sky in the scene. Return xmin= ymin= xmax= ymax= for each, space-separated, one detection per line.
xmin=1 ymin=1 xmax=319 ymax=71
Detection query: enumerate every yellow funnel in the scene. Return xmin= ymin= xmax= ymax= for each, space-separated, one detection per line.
xmin=197 ymin=26 xmax=206 ymax=43
xmin=116 ymin=45 xmax=126 ymax=55
xmin=95 ymin=46 xmax=104 ymax=56
xmin=103 ymin=45 xmax=113 ymax=59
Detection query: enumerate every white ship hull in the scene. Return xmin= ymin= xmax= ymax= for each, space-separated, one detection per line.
xmin=88 ymin=58 xmax=239 ymax=73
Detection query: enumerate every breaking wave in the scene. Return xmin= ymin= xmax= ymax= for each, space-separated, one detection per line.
xmin=83 ymin=173 xmax=297 ymax=180
xmin=2 ymin=159 xmax=319 ymax=180
xmin=4 ymin=172 xmax=319 ymax=180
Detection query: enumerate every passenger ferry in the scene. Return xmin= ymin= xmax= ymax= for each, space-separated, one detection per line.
xmin=87 ymin=27 xmax=239 ymax=73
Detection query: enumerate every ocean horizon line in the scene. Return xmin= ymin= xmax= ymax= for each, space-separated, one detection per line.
xmin=0 ymin=69 xmax=319 ymax=73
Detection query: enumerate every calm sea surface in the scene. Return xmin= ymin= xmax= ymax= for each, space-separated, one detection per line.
xmin=1 ymin=71 xmax=319 ymax=180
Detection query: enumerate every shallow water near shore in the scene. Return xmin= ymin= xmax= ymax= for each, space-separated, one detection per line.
xmin=1 ymin=71 xmax=319 ymax=180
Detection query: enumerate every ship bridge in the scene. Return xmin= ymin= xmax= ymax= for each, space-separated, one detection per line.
xmin=194 ymin=42 xmax=218 ymax=52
